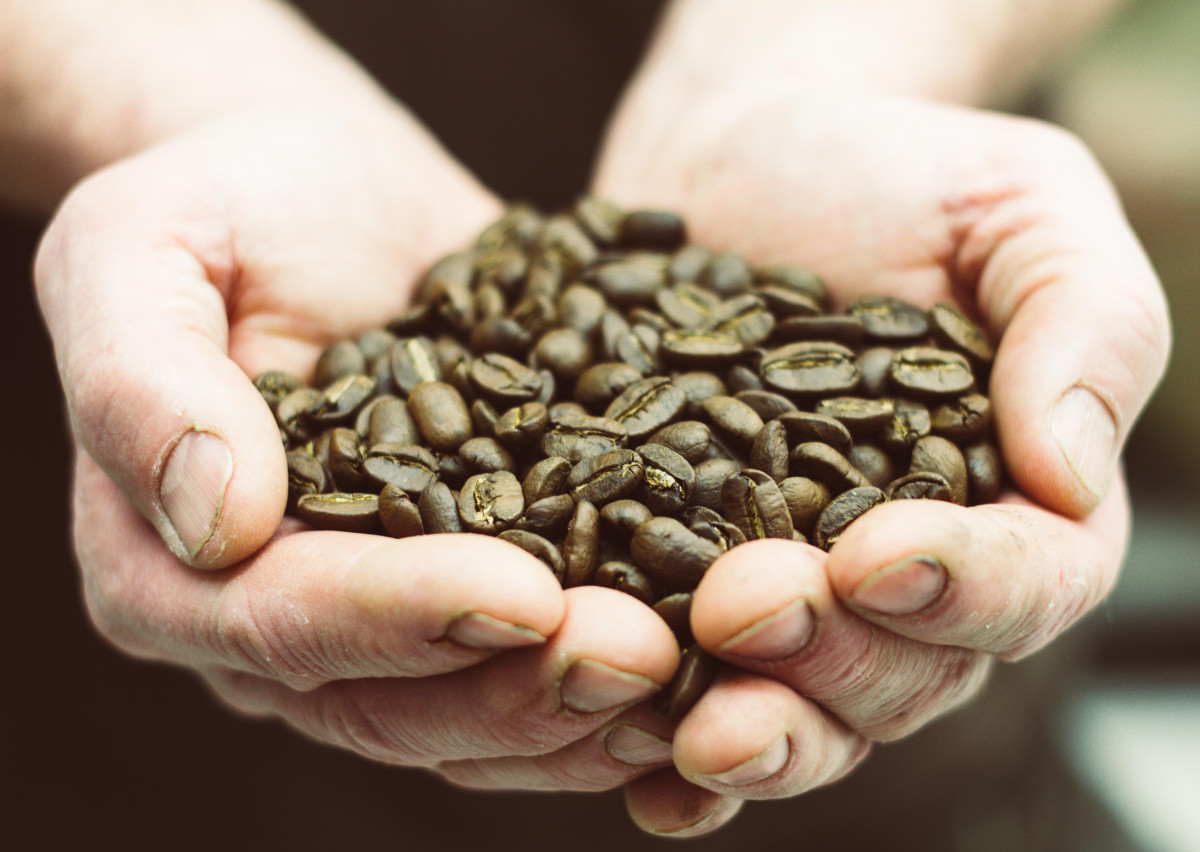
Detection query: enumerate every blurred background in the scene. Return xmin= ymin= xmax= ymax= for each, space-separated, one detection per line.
xmin=3 ymin=1 xmax=1196 ymax=849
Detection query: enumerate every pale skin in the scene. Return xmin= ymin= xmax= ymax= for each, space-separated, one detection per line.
xmin=7 ymin=0 xmax=1170 ymax=839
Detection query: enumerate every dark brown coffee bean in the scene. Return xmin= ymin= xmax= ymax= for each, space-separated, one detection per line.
xmin=691 ymin=458 xmax=743 ymax=511
xmin=773 ymin=315 xmax=867 ymax=346
xmin=537 ymin=214 xmax=599 ymax=274
xmin=535 ymin=368 xmax=557 ymax=407
xmin=614 ymin=324 xmax=661 ymax=374
xmin=673 ymin=371 xmax=727 ymax=412
xmin=509 ymin=294 xmax=559 ymax=340
xmin=390 ymin=336 xmax=443 ymax=395
xmin=254 ymin=370 xmax=303 ymax=409
xmin=750 ymin=419 xmax=790 ymax=482
xmin=385 ymin=302 xmax=435 ymax=338
xmin=965 ymin=440 xmax=1003 ymax=504
xmin=813 ymin=486 xmax=886 ymax=550
xmin=379 ymin=484 xmax=425 ymax=538
xmin=605 ymin=377 xmax=687 ymax=441
xmin=475 ymin=246 xmax=529 ymax=297
xmin=702 ymin=253 xmax=753 ymax=297
xmin=522 ymin=455 xmax=572 ymax=505
xmin=522 ymin=254 xmax=565 ymax=302
xmin=515 ymin=493 xmax=576 ymax=538
xmin=654 ymin=645 xmax=717 ymax=719
xmin=363 ymin=443 xmax=439 ymax=495
xmin=848 ymin=295 xmax=929 ymax=343
xmin=352 ymin=327 xmax=397 ymax=364
xmin=407 ymin=382 xmax=473 ymax=453
xmin=469 ymin=317 xmax=532 ymax=357
xmin=929 ymin=302 xmax=995 ymax=367
xmin=631 ymin=517 xmax=722 ymax=591
xmin=701 ymin=294 xmax=774 ymax=346
xmin=856 ymin=346 xmax=896 ymax=397
xmin=723 ymin=364 xmax=763 ymax=394
xmin=890 ymin=347 xmax=976 ymax=400
xmin=587 ymin=253 xmax=670 ymax=307
xmin=653 ymin=593 xmax=694 ymax=646
xmin=415 ymin=250 xmax=474 ymax=306
xmin=547 ymin=401 xmax=587 ymax=419
xmin=847 ymin=443 xmax=894 ymax=489
xmin=791 ymin=442 xmax=872 ymax=492
xmin=437 ymin=453 xmax=471 ymax=489
xmin=636 ymin=444 xmax=696 ymax=516
xmin=476 ymin=205 xmax=543 ymax=252
xmin=432 ymin=278 xmax=476 ymax=337
xmin=493 ymin=402 xmax=549 ymax=452
xmin=594 ymin=561 xmax=656 ymax=605
xmin=814 ymin=396 xmax=895 ymax=438
xmin=648 ymin=421 xmax=711 ymax=464
xmin=659 ymin=329 xmax=745 ymax=369
xmin=774 ymin=412 xmax=854 ymax=456
xmin=469 ymin=353 xmax=544 ymax=406
xmin=309 ymin=429 xmax=333 ymax=471
xmin=669 ymin=244 xmax=712 ymax=282
xmin=734 ymin=390 xmax=796 ymax=421
xmin=286 ymin=450 xmax=328 ymax=511
xmin=619 ymin=210 xmax=686 ymax=251
xmin=931 ymin=394 xmax=992 ymax=444
xmin=701 ymin=395 xmax=765 ymax=446
xmin=878 ymin=400 xmax=932 ymax=454
xmin=459 ymin=437 xmax=516 ymax=474
xmin=885 ymin=472 xmax=954 ymax=502
xmin=573 ymin=195 xmax=624 ymax=246
xmin=314 ymin=340 xmax=367 ymax=388
xmin=754 ymin=264 xmax=827 ymax=304
xmin=328 ymin=427 xmax=370 ymax=491
xmin=574 ymin=362 xmax=644 ymax=412
xmin=562 ymin=500 xmax=600 ymax=587
xmin=417 ymin=481 xmax=462 ymax=534
xmin=469 ymin=398 xmax=500 ymax=439
xmin=458 ymin=471 xmax=525 ymax=534
xmin=779 ymin=477 xmax=831 ymax=533
xmin=364 ymin=396 xmax=420 ymax=446
xmin=541 ymin=412 xmax=629 ymax=463
xmin=558 ymin=283 xmax=607 ymax=336
xmin=295 ymin=492 xmax=381 ymax=533
xmin=498 ymin=530 xmax=566 ymax=581
xmin=566 ymin=449 xmax=645 ymax=506
xmin=655 ymin=284 xmax=716 ymax=328
xmin=533 ymin=328 xmax=593 ymax=380
xmin=472 ymin=281 xmax=510 ymax=322
xmin=761 ymin=341 xmax=861 ymax=396
xmin=690 ymin=520 xmax=747 ymax=552
xmin=276 ymin=387 xmax=323 ymax=442
xmin=751 ymin=284 xmax=821 ymax=319
xmin=909 ymin=435 xmax=968 ymax=505
xmin=599 ymin=499 xmax=655 ymax=539
xmin=722 ymin=469 xmax=794 ymax=540
xmin=681 ymin=506 xmax=723 ymax=527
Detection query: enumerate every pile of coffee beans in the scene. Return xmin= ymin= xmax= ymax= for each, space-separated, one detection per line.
xmin=255 ymin=197 xmax=1003 ymax=718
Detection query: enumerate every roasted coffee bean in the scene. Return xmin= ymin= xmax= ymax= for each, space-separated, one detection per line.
xmin=476 ymin=205 xmax=543 ymax=252
xmin=587 ymin=254 xmax=669 ymax=306
xmin=848 ymin=295 xmax=929 ymax=343
xmin=307 ymin=374 xmax=376 ymax=426
xmin=574 ymin=362 xmax=643 ymax=411
xmin=779 ymin=476 xmax=831 ymax=533
xmin=509 ymin=294 xmax=558 ymax=339
xmin=648 ymin=420 xmax=711 ymax=464
xmin=701 ymin=253 xmax=753 ymax=298
xmin=493 ymin=401 xmax=549 ymax=452
xmin=691 ymin=458 xmax=743 ymax=511
xmin=605 ymin=377 xmax=687 ymax=441
xmin=909 ymin=435 xmax=968 ymax=505
xmin=791 ymin=442 xmax=872 ymax=492
xmin=538 ymin=214 xmax=599 ymax=274
xmin=669 ymin=244 xmax=712 ymax=283
xmin=656 ymin=284 xmax=715 ymax=328
xmin=702 ymin=294 xmax=774 ymax=346
xmin=286 ymin=450 xmax=328 ymax=511
xmin=965 ymin=440 xmax=1003 ymax=504
xmin=314 ymin=340 xmax=367 ymax=388
xmin=469 ymin=398 xmax=500 ymax=439
xmin=701 ymin=395 xmax=765 ymax=446
xmin=469 ymin=317 xmax=531 ymax=357
xmin=848 ymin=443 xmax=894 ymax=489
xmin=723 ymin=364 xmax=763 ymax=394
xmin=328 ymin=427 xmax=370 ymax=491
xmin=379 ymin=484 xmax=425 ymax=538
xmin=637 ymin=444 xmax=696 ymax=516
xmin=535 ymin=368 xmax=557 ymax=407
xmin=573 ymin=195 xmax=624 ymax=246
xmin=773 ymin=315 xmax=866 ymax=346
xmin=929 ymin=302 xmax=995 ymax=367
xmin=619 ymin=210 xmax=686 ymax=251
xmin=628 ymin=307 xmax=679 ymax=335
xmin=407 ymin=382 xmax=473 ymax=453
xmin=814 ymin=486 xmax=886 ymax=550
xmin=674 ymin=371 xmax=727 ymax=412
xmin=522 ymin=253 xmax=565 ymax=302
xmin=363 ymin=443 xmax=439 ymax=495
xmin=814 ymin=396 xmax=894 ymax=438
xmin=890 ymin=347 xmax=976 ymax=400
xmin=653 ymin=593 xmax=694 ymax=646
xmin=681 ymin=506 xmax=723 ymax=527
xmin=541 ymin=412 xmax=628 ymax=463
xmin=255 ymin=370 xmax=303 ymax=409
xmin=567 ymin=448 xmax=645 ymax=506
xmin=752 ymin=284 xmax=822 ymax=319
xmin=856 ymin=346 xmax=896 ymax=397
xmin=690 ymin=520 xmax=747 ymax=552
xmin=749 ymin=419 xmax=790 ymax=482
xmin=438 ymin=453 xmax=472 ymax=489
xmin=498 ymin=530 xmax=566 ymax=581
xmin=754 ymin=264 xmax=827 ymax=304
xmin=434 ymin=278 xmax=477 ymax=335
xmin=476 ymin=246 xmax=529 ymax=296
xmin=473 ymin=282 xmax=508 ymax=322
xmin=390 ymin=336 xmax=443 ymax=395
xmin=522 ymin=455 xmax=573 ymax=505
xmin=599 ymin=499 xmax=655 ymax=539
xmin=654 ymin=645 xmax=717 ymax=720
xmin=547 ymin=401 xmax=587 ymax=419
xmin=558 ymin=283 xmax=608 ymax=336
xmin=276 ymin=387 xmax=323 ymax=441
xmin=879 ymin=400 xmax=932 ymax=454
xmin=593 ymin=561 xmax=656 ymax=605
xmin=363 ymin=396 xmax=420 ymax=446
xmin=660 ymin=329 xmax=745 ymax=369
xmin=761 ymin=341 xmax=861 ymax=396
xmin=415 ymin=250 xmax=473 ymax=306
xmin=459 ymin=437 xmax=516 ymax=474
xmin=469 ymin=353 xmax=543 ymax=405
xmin=562 ymin=500 xmax=600 ymax=587
xmin=722 ymin=469 xmax=794 ymax=540
xmin=886 ymin=472 xmax=954 ymax=502
xmin=931 ymin=394 xmax=992 ymax=444
xmin=631 ymin=517 xmax=722 ymax=591
xmin=458 ymin=471 xmax=525 ymax=534
xmin=417 ymin=481 xmax=462 ymax=534
xmin=515 ymin=493 xmax=577 ymax=538
xmin=734 ymin=390 xmax=796 ymax=421
xmin=296 ymin=492 xmax=382 ymax=533
xmin=533 ymin=328 xmax=593 ymax=380
xmin=310 ymin=429 xmax=333 ymax=471
xmin=614 ymin=324 xmax=660 ymax=374
xmin=385 ymin=302 xmax=435 ymax=338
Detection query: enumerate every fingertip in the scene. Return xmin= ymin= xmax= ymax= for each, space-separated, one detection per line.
xmin=624 ymin=769 xmax=744 ymax=838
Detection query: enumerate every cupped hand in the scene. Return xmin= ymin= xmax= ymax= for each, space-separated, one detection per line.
xmin=36 ymin=104 xmax=680 ymax=792
xmin=594 ymin=85 xmax=1170 ymax=834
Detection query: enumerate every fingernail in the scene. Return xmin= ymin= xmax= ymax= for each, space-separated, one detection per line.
xmin=1051 ymin=385 xmax=1117 ymax=498
xmin=701 ymin=734 xmax=789 ymax=787
xmin=718 ymin=599 xmax=815 ymax=660
xmin=561 ymin=660 xmax=660 ymax=714
xmin=656 ymin=797 xmax=743 ymax=838
xmin=605 ymin=725 xmax=673 ymax=767
xmin=160 ymin=430 xmax=233 ymax=560
xmin=445 ymin=613 xmax=546 ymax=650
xmin=851 ymin=555 xmax=947 ymax=616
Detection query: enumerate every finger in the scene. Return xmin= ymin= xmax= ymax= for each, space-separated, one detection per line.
xmin=952 ymin=126 xmax=1171 ymax=517
xmin=76 ymin=452 xmax=564 ymax=686
xmin=692 ymin=539 xmax=992 ymax=740
xmin=196 ymin=587 xmax=679 ymax=766
xmin=673 ymin=669 xmax=868 ymax=800
xmin=824 ymin=482 xmax=1130 ymax=660
xmin=434 ymin=703 xmax=676 ymax=792
xmin=624 ymin=769 xmax=744 ymax=839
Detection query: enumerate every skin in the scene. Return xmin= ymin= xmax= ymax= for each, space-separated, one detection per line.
xmin=7 ymin=0 xmax=1169 ymax=840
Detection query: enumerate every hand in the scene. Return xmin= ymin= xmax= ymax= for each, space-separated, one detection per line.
xmin=36 ymin=104 xmax=681 ymax=793
xmin=594 ymin=84 xmax=1170 ymax=835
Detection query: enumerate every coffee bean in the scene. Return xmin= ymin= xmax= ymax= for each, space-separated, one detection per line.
xmin=690 ymin=519 xmax=747 ymax=552
xmin=533 ymin=328 xmax=593 ymax=380
xmin=779 ymin=476 xmax=831 ymax=534
xmin=702 ymin=294 xmax=775 ymax=345
xmin=761 ymin=341 xmax=861 ymax=396
xmin=469 ymin=353 xmax=544 ymax=406
xmin=459 ymin=437 xmax=516 ymax=474
xmin=847 ymin=443 xmax=894 ymax=489
xmin=498 ymin=530 xmax=566 ymax=581
xmin=379 ymin=484 xmax=425 ymax=538
xmin=631 ymin=517 xmax=722 ymax=591
xmin=363 ymin=443 xmax=439 ymax=495
xmin=653 ymin=593 xmax=694 ymax=646
xmin=724 ymin=364 xmax=764 ymax=394
xmin=931 ymin=394 xmax=992 ymax=444
xmin=681 ymin=506 xmax=723 ymax=527
xmin=791 ymin=442 xmax=872 ymax=492
xmin=594 ymin=561 xmax=656 ymax=605
xmin=754 ymin=264 xmax=827 ymax=305
xmin=541 ymin=412 xmax=629 ymax=463
xmin=909 ymin=435 xmax=968 ymax=505
xmin=654 ymin=645 xmax=717 ymax=719
xmin=573 ymin=195 xmax=623 ymax=246
xmin=558 ymin=283 xmax=608 ymax=336
xmin=418 ymin=481 xmax=463 ymax=534
xmin=522 ymin=455 xmax=572 ymax=505
xmin=814 ymin=396 xmax=895 ymax=438
xmin=408 ymin=382 xmax=473 ymax=453
xmin=365 ymin=395 xmax=420 ymax=446
xmin=773 ymin=315 xmax=867 ymax=347
xmin=562 ymin=500 xmax=600 ymax=587
xmin=537 ymin=214 xmax=599 ymax=274
xmin=734 ymin=389 xmax=796 ymax=421
xmin=878 ymin=399 xmax=932 ymax=454
xmin=458 ymin=471 xmax=525 ymax=534
xmin=385 ymin=302 xmax=435 ymax=338
xmin=514 ymin=494 xmax=576 ymax=538
xmin=848 ymin=295 xmax=929 ymax=343
xmin=813 ymin=486 xmax=886 ymax=550
xmin=567 ymin=448 xmax=645 ymax=506
xmin=438 ymin=453 xmax=472 ymax=489
xmin=329 ymin=427 xmax=370 ymax=491
xmin=655 ymin=284 xmax=715 ymax=328
xmin=749 ymin=419 xmax=790 ymax=482
xmin=599 ymin=499 xmax=655 ymax=539
xmin=587 ymin=253 xmax=669 ymax=307
xmin=296 ymin=492 xmax=382 ymax=534
xmin=929 ymin=302 xmax=995 ymax=367
xmin=619 ymin=210 xmax=686 ymax=251
xmin=415 ymin=250 xmax=474 ymax=306
xmin=574 ymin=362 xmax=644 ymax=412
xmin=885 ymin=472 xmax=954 ymax=502
xmin=490 ymin=401 xmax=547 ymax=452
xmin=701 ymin=253 xmax=753 ymax=298
xmin=390 ymin=336 xmax=443 ymax=395
xmin=469 ymin=398 xmax=500 ymax=439
xmin=674 ymin=371 xmax=727 ymax=412
xmin=254 ymin=370 xmax=303 ymax=409
xmin=691 ymin=457 xmax=743 ymax=511
xmin=965 ymin=440 xmax=1003 ymax=504
xmin=276 ymin=387 xmax=323 ymax=442
xmin=546 ymin=401 xmax=587 ymax=420
xmin=636 ymin=444 xmax=696 ymax=516
xmin=314 ymin=340 xmax=367 ymax=388
xmin=647 ymin=420 xmax=711 ymax=464
xmin=669 ymin=245 xmax=712 ymax=283
xmin=890 ymin=347 xmax=976 ymax=400
xmin=752 ymin=284 xmax=822 ymax=319
xmin=856 ymin=346 xmax=896 ymax=397
xmin=660 ymin=329 xmax=745 ymax=369
xmin=613 ymin=324 xmax=661 ymax=374
xmin=774 ymin=411 xmax=854 ymax=456
xmin=605 ymin=377 xmax=687 ymax=441
xmin=722 ymin=469 xmax=794 ymax=540
xmin=701 ymin=395 xmax=765 ymax=446
xmin=286 ymin=450 xmax=328 ymax=512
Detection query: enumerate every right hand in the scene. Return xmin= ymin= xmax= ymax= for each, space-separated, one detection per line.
xmin=37 ymin=103 xmax=681 ymax=789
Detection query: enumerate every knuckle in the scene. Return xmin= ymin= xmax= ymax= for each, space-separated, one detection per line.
xmin=207 ymin=581 xmax=332 ymax=687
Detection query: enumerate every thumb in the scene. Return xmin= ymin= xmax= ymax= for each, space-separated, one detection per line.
xmin=37 ymin=173 xmax=286 ymax=570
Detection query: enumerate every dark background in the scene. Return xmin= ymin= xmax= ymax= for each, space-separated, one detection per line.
xmin=4 ymin=2 xmax=1193 ymax=849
